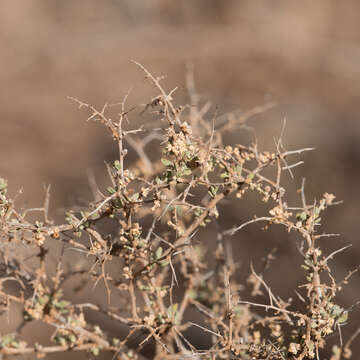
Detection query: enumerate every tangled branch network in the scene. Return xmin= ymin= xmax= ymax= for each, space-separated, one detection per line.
xmin=0 ymin=62 xmax=358 ymax=359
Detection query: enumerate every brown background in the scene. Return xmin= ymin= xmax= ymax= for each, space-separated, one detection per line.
xmin=1 ymin=1 xmax=359 ymax=358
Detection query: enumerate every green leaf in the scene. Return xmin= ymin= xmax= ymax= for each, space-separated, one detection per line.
xmin=306 ymin=340 xmax=314 ymax=353
xmin=113 ymin=160 xmax=121 ymax=171
xmin=90 ymin=347 xmax=100 ymax=356
xmin=57 ymin=336 xmax=67 ymax=346
xmin=331 ymin=305 xmax=343 ymax=317
xmin=332 ymin=345 xmax=341 ymax=355
xmin=234 ymin=305 xmax=245 ymax=315
xmin=166 ymin=303 xmax=178 ymax=317
xmin=310 ymin=320 xmax=318 ymax=328
xmin=35 ymin=221 xmax=43 ymax=228
xmin=337 ymin=312 xmax=348 ymax=324
xmin=1 ymin=334 xmax=15 ymax=347
xmin=161 ymin=158 xmax=172 ymax=167
xmin=55 ymin=300 xmax=70 ymax=309
xmin=155 ymin=247 xmax=163 ymax=259
xmin=0 ymin=177 xmax=7 ymax=194
xmin=296 ymin=212 xmax=308 ymax=221
xmin=94 ymin=325 xmax=103 ymax=336
xmin=189 ymin=289 xmax=197 ymax=300
xmin=37 ymin=295 xmax=49 ymax=305
xmin=194 ymin=208 xmax=203 ymax=217
xmin=68 ymin=334 xmax=77 ymax=343
xmin=107 ymin=186 xmax=116 ymax=195
xmin=304 ymin=259 xmax=313 ymax=267
xmin=208 ymin=186 xmax=218 ymax=198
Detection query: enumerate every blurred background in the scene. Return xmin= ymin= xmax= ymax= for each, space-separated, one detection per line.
xmin=0 ymin=1 xmax=359 ymax=358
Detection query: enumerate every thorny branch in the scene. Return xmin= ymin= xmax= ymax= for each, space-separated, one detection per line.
xmin=0 ymin=63 xmax=357 ymax=360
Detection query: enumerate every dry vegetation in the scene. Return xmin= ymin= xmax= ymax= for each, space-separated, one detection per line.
xmin=0 ymin=63 xmax=358 ymax=359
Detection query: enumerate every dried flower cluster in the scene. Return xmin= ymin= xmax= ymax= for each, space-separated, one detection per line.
xmin=0 ymin=63 xmax=358 ymax=359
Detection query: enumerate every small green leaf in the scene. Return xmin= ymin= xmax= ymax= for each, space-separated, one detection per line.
xmin=68 ymin=334 xmax=77 ymax=343
xmin=90 ymin=347 xmax=100 ymax=356
xmin=161 ymin=158 xmax=172 ymax=167
xmin=37 ymin=295 xmax=49 ymax=305
xmin=194 ymin=208 xmax=203 ymax=217
xmin=234 ymin=305 xmax=245 ymax=315
xmin=113 ymin=160 xmax=121 ymax=171
xmin=332 ymin=345 xmax=341 ymax=355
xmin=0 ymin=177 xmax=8 ymax=194
xmin=35 ymin=221 xmax=43 ymax=228
xmin=55 ymin=300 xmax=70 ymax=309
xmin=296 ymin=212 xmax=308 ymax=221
xmin=166 ymin=303 xmax=178 ymax=318
xmin=208 ymin=186 xmax=218 ymax=198
xmin=94 ymin=325 xmax=103 ymax=336
xmin=107 ymin=186 xmax=116 ymax=195
xmin=306 ymin=340 xmax=314 ymax=353
xmin=189 ymin=289 xmax=197 ymax=300
xmin=331 ymin=305 xmax=343 ymax=317
xmin=304 ymin=259 xmax=313 ymax=267
xmin=155 ymin=247 xmax=163 ymax=259
xmin=1 ymin=334 xmax=15 ymax=347
xmin=310 ymin=320 xmax=318 ymax=328
xmin=58 ymin=336 xmax=67 ymax=346
xmin=337 ymin=312 xmax=348 ymax=324
xmin=160 ymin=259 xmax=169 ymax=266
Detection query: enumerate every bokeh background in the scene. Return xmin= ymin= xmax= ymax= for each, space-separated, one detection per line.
xmin=1 ymin=1 xmax=359 ymax=358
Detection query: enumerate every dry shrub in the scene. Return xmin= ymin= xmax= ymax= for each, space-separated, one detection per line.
xmin=0 ymin=63 xmax=358 ymax=359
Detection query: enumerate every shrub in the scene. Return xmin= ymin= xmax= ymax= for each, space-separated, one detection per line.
xmin=0 ymin=63 xmax=358 ymax=359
